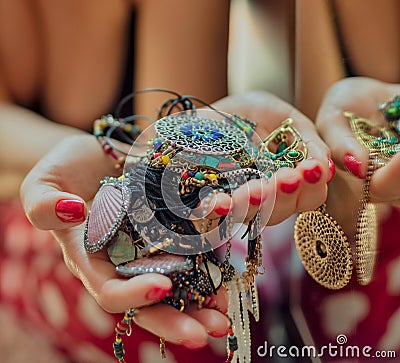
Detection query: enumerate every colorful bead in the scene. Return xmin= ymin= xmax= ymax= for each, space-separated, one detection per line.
xmin=208 ymin=173 xmax=217 ymax=180
xmin=181 ymin=171 xmax=189 ymax=180
xmin=194 ymin=171 xmax=204 ymax=180
xmin=228 ymin=336 xmax=238 ymax=351
xmin=161 ymin=155 xmax=170 ymax=165
xmin=154 ymin=152 xmax=162 ymax=159
xmin=153 ymin=138 xmax=163 ymax=150
xmin=188 ymin=171 xmax=196 ymax=177
xmin=103 ymin=144 xmax=113 ymax=154
xmin=113 ymin=341 xmax=125 ymax=360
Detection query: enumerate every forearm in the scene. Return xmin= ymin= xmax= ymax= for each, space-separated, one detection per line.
xmin=0 ymin=103 xmax=86 ymax=173
xmin=0 ymin=103 xmax=85 ymax=196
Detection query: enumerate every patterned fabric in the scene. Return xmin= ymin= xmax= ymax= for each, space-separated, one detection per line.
xmin=0 ymin=200 xmax=228 ymax=363
xmin=296 ymin=207 xmax=400 ymax=362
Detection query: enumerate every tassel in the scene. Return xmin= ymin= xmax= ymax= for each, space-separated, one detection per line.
xmin=226 ymin=273 xmax=252 ymax=363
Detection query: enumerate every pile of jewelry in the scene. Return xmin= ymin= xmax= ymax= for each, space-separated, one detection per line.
xmin=83 ymin=89 xmax=311 ymax=362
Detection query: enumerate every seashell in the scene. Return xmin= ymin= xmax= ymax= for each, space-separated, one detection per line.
xmin=128 ymin=196 xmax=155 ymax=224
xmin=84 ymin=184 xmax=126 ymax=253
xmin=116 ymin=254 xmax=193 ymax=278
xmin=107 ymin=231 xmax=136 ymax=266
xmin=199 ymin=261 xmax=222 ymax=290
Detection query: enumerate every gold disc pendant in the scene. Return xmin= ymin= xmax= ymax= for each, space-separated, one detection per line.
xmin=294 ymin=205 xmax=353 ymax=290
xmin=355 ymin=202 xmax=378 ymax=285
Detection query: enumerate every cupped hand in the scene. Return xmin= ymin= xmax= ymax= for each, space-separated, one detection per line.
xmin=315 ymin=77 xmax=400 ymax=206
xmin=20 ymin=134 xmax=229 ymax=348
xmin=210 ymin=91 xmax=333 ymax=226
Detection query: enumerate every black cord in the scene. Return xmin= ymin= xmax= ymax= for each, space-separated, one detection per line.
xmin=115 ymin=88 xmax=184 ymax=119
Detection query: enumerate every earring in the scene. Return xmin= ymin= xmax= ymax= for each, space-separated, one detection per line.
xmin=294 ymin=204 xmax=353 ymax=289
xmin=261 ymin=118 xmax=308 ymax=167
xmin=354 ymin=153 xmax=378 ymax=285
xmin=378 ymin=94 xmax=400 ymax=133
xmin=346 ymin=111 xmax=399 ymax=165
xmin=345 ymin=111 xmax=400 ymax=285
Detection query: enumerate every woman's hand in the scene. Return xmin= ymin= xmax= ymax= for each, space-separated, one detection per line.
xmin=20 ymin=90 xmax=333 ymax=347
xmin=21 ymin=134 xmax=229 ymax=348
xmin=212 ymin=91 xmax=333 ymax=226
xmin=315 ymin=77 xmax=400 ymax=235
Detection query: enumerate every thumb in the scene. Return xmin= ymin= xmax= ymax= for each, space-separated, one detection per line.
xmin=20 ymin=134 xmax=118 ymax=230
xmin=21 ymin=178 xmax=87 ymax=230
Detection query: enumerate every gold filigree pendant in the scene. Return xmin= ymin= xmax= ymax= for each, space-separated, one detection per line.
xmin=294 ymin=204 xmax=353 ymax=289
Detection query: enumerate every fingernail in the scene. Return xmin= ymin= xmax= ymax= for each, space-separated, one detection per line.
xmin=178 ymin=340 xmax=205 ymax=350
xmin=327 ymin=158 xmax=336 ymax=184
xmin=215 ymin=205 xmax=231 ymax=216
xmin=344 ymin=153 xmax=364 ymax=179
xmin=203 ymin=296 xmax=216 ymax=308
xmin=249 ymin=193 xmax=267 ymax=206
xmin=303 ymin=165 xmax=322 ymax=184
xmin=145 ymin=287 xmax=171 ymax=301
xmin=209 ymin=330 xmax=229 ymax=338
xmin=55 ymin=199 xmax=86 ymax=223
xmin=280 ymin=179 xmax=300 ymax=194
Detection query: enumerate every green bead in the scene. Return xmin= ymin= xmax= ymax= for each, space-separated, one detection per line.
xmin=288 ymin=151 xmax=299 ymax=157
xmin=195 ymin=172 xmax=204 ymax=180
xmin=276 ymin=141 xmax=288 ymax=154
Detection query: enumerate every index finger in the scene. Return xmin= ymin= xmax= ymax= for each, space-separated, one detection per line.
xmin=21 ymin=134 xmax=117 ymax=230
xmin=316 ymin=77 xmax=399 ymax=177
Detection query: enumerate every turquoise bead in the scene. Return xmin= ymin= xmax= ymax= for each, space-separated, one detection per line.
xmin=276 ymin=141 xmax=288 ymax=154
xmin=195 ymin=172 xmax=204 ymax=180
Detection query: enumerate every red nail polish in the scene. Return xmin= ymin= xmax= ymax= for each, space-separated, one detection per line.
xmin=145 ymin=287 xmax=171 ymax=301
xmin=203 ymin=296 xmax=216 ymax=308
xmin=280 ymin=179 xmax=300 ymax=194
xmin=209 ymin=330 xmax=229 ymax=338
xmin=303 ymin=165 xmax=322 ymax=184
xmin=344 ymin=153 xmax=364 ymax=179
xmin=55 ymin=199 xmax=86 ymax=223
xmin=178 ymin=340 xmax=205 ymax=350
xmin=327 ymin=158 xmax=336 ymax=184
xmin=249 ymin=193 xmax=267 ymax=206
xmin=215 ymin=205 xmax=231 ymax=216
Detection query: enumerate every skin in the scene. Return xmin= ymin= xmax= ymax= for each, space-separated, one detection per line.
xmin=0 ymin=0 xmax=228 ymax=197
xmin=0 ymin=0 xmax=229 ymax=351
xmin=14 ymin=0 xmax=400 ymax=351
xmin=21 ymin=91 xmax=332 ymax=346
xmin=315 ymin=77 xmax=400 ymax=238
xmin=295 ymin=0 xmax=400 ymax=119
